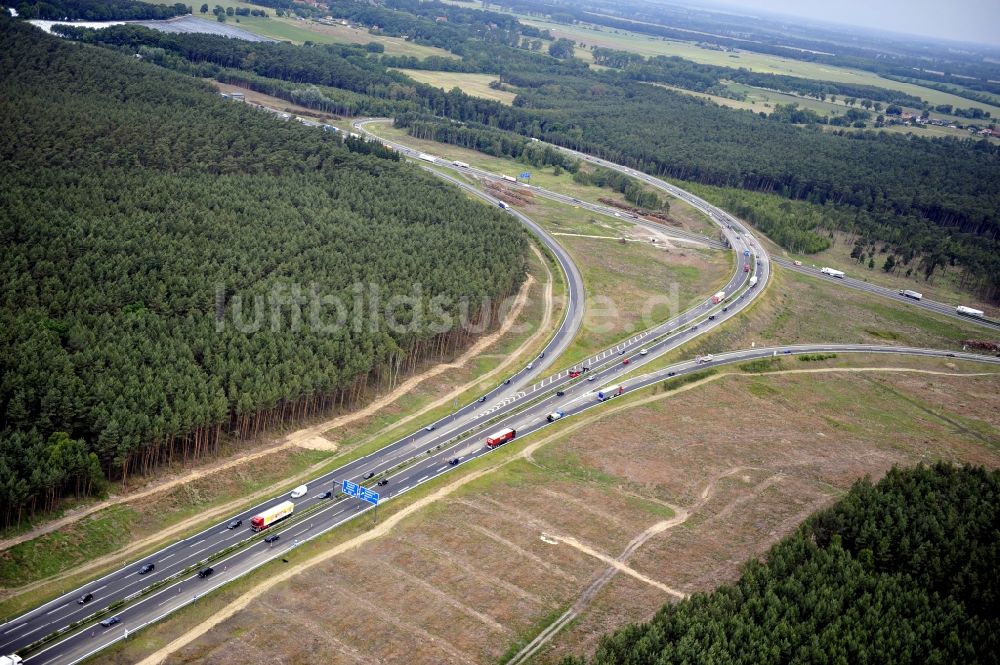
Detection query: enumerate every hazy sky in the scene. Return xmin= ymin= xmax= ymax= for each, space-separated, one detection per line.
xmin=708 ymin=0 xmax=1000 ymax=47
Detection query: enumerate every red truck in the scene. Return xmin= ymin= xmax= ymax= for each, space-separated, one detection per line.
xmin=485 ymin=428 xmax=516 ymax=448
xmin=568 ymin=369 xmax=582 ymax=378
xmin=712 ymin=290 xmax=726 ymax=304
xmin=250 ymin=500 xmax=294 ymax=532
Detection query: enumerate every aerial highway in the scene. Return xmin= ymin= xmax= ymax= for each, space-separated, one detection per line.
xmin=2 ymin=112 xmax=765 ymax=665
xmin=3 ymin=114 xmax=765 ymax=664
xmin=352 ymin=119 xmax=725 ymax=249
xmin=9 ymin=341 xmax=998 ymax=665
xmin=774 ymin=257 xmax=1000 ymax=332
xmin=9 ymin=115 xmax=994 ymax=665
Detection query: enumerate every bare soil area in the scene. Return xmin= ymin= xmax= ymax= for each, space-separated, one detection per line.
xmin=123 ymin=366 xmax=998 ymax=665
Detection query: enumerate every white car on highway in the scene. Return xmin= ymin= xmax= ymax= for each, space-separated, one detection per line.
xmin=290 ymin=484 xmax=308 ymax=498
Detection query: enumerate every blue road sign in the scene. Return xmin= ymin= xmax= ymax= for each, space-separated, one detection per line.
xmin=341 ymin=479 xmax=360 ymax=498
xmin=359 ymin=488 xmax=380 ymax=505
xmin=519 ymin=171 xmax=531 ymax=180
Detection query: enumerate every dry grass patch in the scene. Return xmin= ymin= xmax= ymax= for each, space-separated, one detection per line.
xmin=533 ymin=369 xmax=1000 ymax=661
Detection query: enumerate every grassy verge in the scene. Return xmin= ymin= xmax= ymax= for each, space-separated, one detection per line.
xmin=89 ymin=352 xmax=1000 ymax=664
xmin=521 ymin=198 xmax=731 ymax=368
xmin=365 ymin=122 xmax=713 ymax=237
xmin=0 ymin=242 xmax=556 ymax=619
xmin=621 ymin=264 xmax=993 ymax=381
xmin=681 ymin=184 xmax=996 ymax=316
xmin=0 ymin=448 xmax=332 ymax=619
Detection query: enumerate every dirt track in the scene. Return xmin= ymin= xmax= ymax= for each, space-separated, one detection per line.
xmin=129 ymin=365 xmax=996 ymax=665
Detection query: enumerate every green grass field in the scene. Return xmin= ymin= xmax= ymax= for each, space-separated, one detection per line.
xmin=391 ymin=69 xmax=517 ymax=104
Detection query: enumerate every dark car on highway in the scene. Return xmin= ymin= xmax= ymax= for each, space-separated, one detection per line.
xmin=227 ymin=519 xmax=242 ymax=530
xmin=317 ymin=490 xmax=332 ymax=499
xmin=448 ymin=458 xmax=460 ymax=465
xmin=377 ymin=479 xmax=389 ymax=487
xmin=198 ymin=567 xmax=214 ymax=578
xmin=363 ymin=472 xmax=375 ymax=480
xmin=138 ymin=563 xmax=155 ymax=575
xmin=556 ymin=390 xmax=565 ymax=396
xmin=78 ymin=592 xmax=93 ymax=605
xmin=99 ymin=616 xmax=121 ymax=628
xmin=264 ymin=534 xmax=280 ymax=544
xmin=478 ymin=396 xmax=487 ymax=402
xmin=667 ymin=372 xmax=676 ymax=377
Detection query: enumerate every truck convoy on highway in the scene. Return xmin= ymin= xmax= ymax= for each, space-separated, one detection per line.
xmin=957 ymin=305 xmax=985 ymax=318
xmin=597 ymin=385 xmax=624 ymax=401
xmin=486 ymin=428 xmax=516 ymax=448
xmin=250 ymin=500 xmax=294 ymax=531
xmin=712 ymin=291 xmax=726 ymax=304
xmin=900 ymin=290 xmax=923 ymax=300
xmin=820 ymin=267 xmax=845 ymax=278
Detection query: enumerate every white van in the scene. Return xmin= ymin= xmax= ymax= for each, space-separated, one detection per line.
xmin=290 ymin=485 xmax=308 ymax=499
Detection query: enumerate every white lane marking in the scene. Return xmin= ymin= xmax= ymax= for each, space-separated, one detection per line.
xmin=191 ymin=539 xmax=205 ymax=548
xmin=437 ymin=466 xmax=448 ymax=472
xmin=92 ymin=585 xmax=107 ymax=592
xmin=418 ymin=476 xmax=429 ymax=483
xmin=161 ymin=553 xmax=175 ymax=561
xmin=2 ymin=623 xmax=26 ymax=635
xmin=45 ymin=605 xmax=68 ymax=616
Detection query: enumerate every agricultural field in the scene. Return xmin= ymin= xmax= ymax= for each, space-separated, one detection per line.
xmin=512 ymin=14 xmax=1000 ymax=116
xmin=392 ymin=69 xmax=517 ymax=104
xmin=95 ymin=359 xmax=1000 ymax=664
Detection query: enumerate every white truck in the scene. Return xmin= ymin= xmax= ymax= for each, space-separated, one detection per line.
xmin=597 ymin=385 xmax=623 ymax=401
xmin=290 ymin=484 xmax=307 ymax=499
xmin=1 ymin=655 xmax=23 ymax=665
xmin=417 ymin=153 xmax=437 ymax=163
xmin=451 ymin=160 xmax=469 ymax=168
xmin=749 ymin=275 xmax=758 ymax=287
xmin=820 ymin=267 xmax=845 ymax=278
xmin=501 ymin=174 xmax=517 ymax=182
xmin=899 ymin=289 xmax=923 ymax=300
xmin=712 ymin=291 xmax=726 ymax=304
xmin=957 ymin=305 xmax=985 ymax=318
